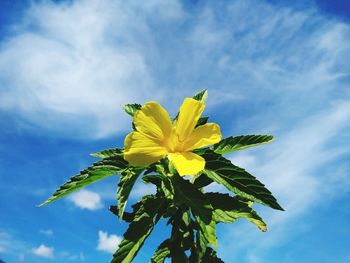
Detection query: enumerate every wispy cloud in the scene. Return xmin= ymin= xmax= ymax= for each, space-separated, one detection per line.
xmin=97 ymin=230 xmax=122 ymax=254
xmin=0 ymin=0 xmax=183 ymax=138
xmin=1 ymin=0 xmax=348 ymax=140
xmin=0 ymin=229 xmax=27 ymax=257
xmin=0 ymin=0 xmax=349 ymax=262
xmin=69 ymin=189 xmax=103 ymax=210
xmin=32 ymin=244 xmax=54 ymax=259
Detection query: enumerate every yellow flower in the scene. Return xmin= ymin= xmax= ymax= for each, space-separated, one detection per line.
xmin=124 ymin=98 xmax=222 ymax=176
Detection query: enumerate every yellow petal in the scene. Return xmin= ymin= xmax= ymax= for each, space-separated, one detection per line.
xmin=184 ymin=123 xmax=222 ymax=151
xmin=169 ymin=152 xmax=205 ymax=176
xmin=134 ymin=102 xmax=172 ymax=143
xmin=124 ymin=131 xmax=167 ymax=166
xmin=176 ymin=98 xmax=205 ymax=142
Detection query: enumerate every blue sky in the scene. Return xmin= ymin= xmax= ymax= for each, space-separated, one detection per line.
xmin=0 ymin=0 xmax=349 ymax=262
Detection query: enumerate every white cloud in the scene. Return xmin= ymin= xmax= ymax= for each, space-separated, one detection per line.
xmin=0 ymin=0 xmax=184 ymax=138
xmin=40 ymin=229 xmax=54 ymax=236
xmin=69 ymin=189 xmax=103 ymax=210
xmin=32 ymin=244 xmax=54 ymax=259
xmin=97 ymin=231 xmax=122 ymax=254
xmin=0 ymin=246 xmax=5 ymax=253
xmin=1 ymin=0 xmax=348 ymax=140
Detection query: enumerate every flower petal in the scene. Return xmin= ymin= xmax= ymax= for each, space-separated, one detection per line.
xmin=169 ymin=152 xmax=205 ymax=176
xmin=124 ymin=131 xmax=167 ymax=166
xmin=134 ymin=102 xmax=172 ymax=142
xmin=176 ymin=98 xmax=205 ymax=142
xmin=184 ymin=123 xmax=222 ymax=151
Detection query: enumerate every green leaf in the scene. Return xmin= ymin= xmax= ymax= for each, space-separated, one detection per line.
xmin=151 ymin=240 xmax=171 ymax=263
xmin=193 ymin=225 xmax=208 ymax=263
xmin=161 ymin=176 xmax=175 ymax=200
xmin=195 ymin=116 xmax=209 ymax=127
xmin=39 ymin=156 xmax=128 ymax=206
xmin=90 ymin=148 xmax=123 ymax=158
xmin=212 ymin=135 xmax=274 ymax=154
xmin=192 ymin=89 xmax=208 ymax=104
xmin=191 ymin=173 xmax=212 ymax=188
xmin=169 ymin=216 xmax=189 ymax=263
xmin=142 ymin=173 xmax=163 ymax=188
xmin=203 ymin=150 xmax=283 ymax=211
xmin=171 ymin=175 xmax=216 ymax=247
xmin=109 ymin=206 xmax=134 ymax=222
xmin=117 ymin=168 xmax=144 ymax=218
xmin=203 ymin=247 xmax=224 ymax=263
xmin=111 ymin=195 xmax=164 ymax=263
xmin=205 ymin=192 xmax=267 ymax=231
xmin=123 ymin=103 xmax=142 ymax=117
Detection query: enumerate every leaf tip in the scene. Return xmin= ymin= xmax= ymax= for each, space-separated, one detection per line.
xmin=37 ymin=201 xmax=47 ymax=207
xmin=261 ymin=226 xmax=268 ymax=232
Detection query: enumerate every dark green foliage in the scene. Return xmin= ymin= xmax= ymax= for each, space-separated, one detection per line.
xmin=41 ymin=90 xmax=282 ymax=263
xmin=111 ymin=195 xmax=166 ymax=263
xmin=171 ymin=174 xmax=217 ymax=246
xmin=117 ymin=168 xmax=144 ymax=218
xmin=203 ymin=247 xmax=225 ymax=263
xmin=151 ymin=240 xmax=171 ymax=263
xmin=205 ymin=192 xmax=267 ymax=231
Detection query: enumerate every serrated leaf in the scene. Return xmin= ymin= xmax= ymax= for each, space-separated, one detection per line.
xmin=212 ymin=135 xmax=274 ymax=154
xmin=123 ymin=103 xmax=142 ymax=116
xmin=117 ymin=168 xmax=143 ymax=218
xmin=192 ymin=89 xmax=208 ymax=104
xmin=171 ymin=175 xmax=216 ymax=247
xmin=142 ymin=174 xmax=163 ymax=188
xmin=151 ymin=240 xmax=171 ymax=263
xmin=205 ymin=192 xmax=267 ymax=231
xmin=39 ymin=156 xmax=128 ymax=206
xmin=90 ymin=148 xmax=123 ymax=158
xmin=111 ymin=195 xmax=164 ymax=263
xmin=203 ymin=150 xmax=283 ymax=211
xmin=203 ymin=247 xmax=224 ymax=263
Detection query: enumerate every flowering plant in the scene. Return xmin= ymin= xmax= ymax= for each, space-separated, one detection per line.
xmin=40 ymin=90 xmax=283 ymax=262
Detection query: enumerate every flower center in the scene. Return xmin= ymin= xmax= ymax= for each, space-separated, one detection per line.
xmin=163 ymin=131 xmax=187 ymax=153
